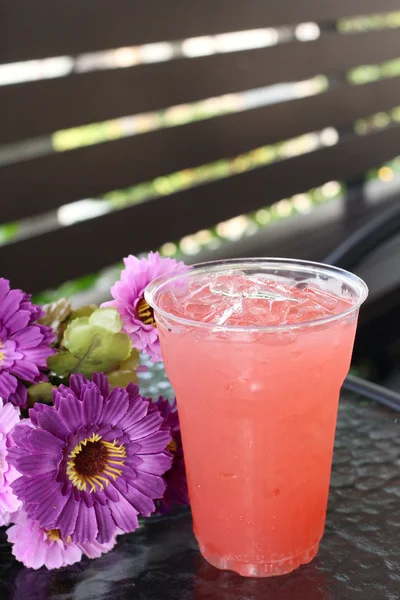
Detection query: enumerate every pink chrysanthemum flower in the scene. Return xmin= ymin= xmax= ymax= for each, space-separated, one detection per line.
xmin=0 ymin=398 xmax=21 ymax=525
xmin=7 ymin=509 xmax=117 ymax=570
xmin=9 ymin=373 xmax=172 ymax=544
xmin=102 ymin=252 xmax=187 ymax=362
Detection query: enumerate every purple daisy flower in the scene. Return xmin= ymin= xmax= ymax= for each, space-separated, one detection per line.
xmin=0 ymin=279 xmax=55 ymax=407
xmin=153 ymin=396 xmax=189 ymax=514
xmin=102 ymin=252 xmax=187 ymax=362
xmin=7 ymin=508 xmax=117 ymax=570
xmin=9 ymin=373 xmax=172 ymax=544
xmin=0 ymin=399 xmax=22 ymax=525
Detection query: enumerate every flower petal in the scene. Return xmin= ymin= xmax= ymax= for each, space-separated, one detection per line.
xmin=29 ymin=401 xmax=47 ymax=426
xmin=99 ymin=388 xmax=129 ymax=426
xmin=135 ymin=452 xmax=172 ymax=476
xmin=125 ymin=411 xmax=164 ymax=440
xmin=118 ymin=396 xmax=150 ymax=431
xmin=8 ymin=380 xmax=28 ymax=408
xmin=0 ymin=289 xmax=23 ymax=322
xmin=0 ymin=371 xmax=17 ymax=399
xmin=94 ymin=503 xmax=116 ymax=544
xmin=82 ymin=383 xmax=104 ymax=426
xmin=37 ymin=407 xmax=70 ymax=440
xmin=44 ymin=543 xmax=65 ymax=570
xmin=108 ymin=491 xmax=139 ymax=534
xmin=104 ymin=484 xmax=119 ymax=503
xmin=134 ymin=470 xmax=166 ymax=498
xmin=114 ymin=478 xmax=156 ymax=517
xmin=72 ymin=502 xmax=98 ymax=543
xmin=33 ymin=483 xmax=69 ymax=529
xmin=0 ymin=401 xmax=21 ymax=434
xmin=69 ymin=373 xmax=89 ymax=398
xmin=56 ymin=493 xmax=80 ymax=538
xmin=27 ymin=428 xmax=65 ymax=455
xmin=11 ymin=326 xmax=44 ymax=348
xmin=135 ymin=430 xmax=172 ymax=453
xmin=10 ymin=422 xmax=34 ymax=452
xmin=10 ymin=359 xmax=39 ymax=381
xmin=0 ymin=278 xmax=10 ymax=306
xmin=16 ymin=454 xmax=59 ymax=476
xmin=5 ymin=309 xmax=30 ymax=334
xmin=12 ymin=473 xmax=60 ymax=506
xmin=79 ymin=535 xmax=117 ymax=559
xmin=81 ymin=490 xmax=95 ymax=508
xmin=61 ymin=543 xmax=83 ymax=567
xmin=92 ymin=373 xmax=110 ymax=398
xmin=22 ymin=344 xmax=54 ymax=367
xmin=58 ymin=394 xmax=83 ymax=432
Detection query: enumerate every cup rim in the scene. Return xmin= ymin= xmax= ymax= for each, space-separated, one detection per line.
xmin=145 ymin=257 xmax=369 ymax=333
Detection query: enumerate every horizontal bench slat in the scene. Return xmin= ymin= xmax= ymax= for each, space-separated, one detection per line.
xmin=1 ymin=28 xmax=400 ymax=144
xmin=1 ymin=0 xmax=399 ymax=63
xmin=1 ymin=76 xmax=400 ymax=223
xmin=1 ymin=123 xmax=400 ymax=293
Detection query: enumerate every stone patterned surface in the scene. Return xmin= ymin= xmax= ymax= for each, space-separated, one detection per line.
xmin=1 ymin=365 xmax=399 ymax=599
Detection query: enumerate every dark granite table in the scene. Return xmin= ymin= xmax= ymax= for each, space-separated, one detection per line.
xmin=1 ymin=363 xmax=400 ymax=600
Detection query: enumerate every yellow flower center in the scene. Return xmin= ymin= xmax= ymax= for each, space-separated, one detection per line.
xmin=137 ymin=297 xmax=156 ymax=327
xmin=66 ymin=433 xmax=126 ymax=493
xmin=46 ymin=529 xmax=61 ymax=542
xmin=167 ymin=439 xmax=177 ymax=454
xmin=46 ymin=529 xmax=71 ymax=543
xmin=0 ymin=341 xmax=5 ymax=366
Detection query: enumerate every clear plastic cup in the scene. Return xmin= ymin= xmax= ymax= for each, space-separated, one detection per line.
xmin=145 ymin=258 xmax=368 ymax=577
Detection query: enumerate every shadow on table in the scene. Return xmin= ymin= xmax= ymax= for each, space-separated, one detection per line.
xmin=193 ymin=555 xmax=334 ymax=600
xmin=7 ymin=553 xmax=334 ymax=600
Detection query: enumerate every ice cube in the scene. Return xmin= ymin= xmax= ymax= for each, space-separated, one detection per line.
xmin=305 ymin=285 xmax=338 ymax=311
xmin=160 ymin=271 xmax=342 ymax=327
xmin=210 ymin=274 xmax=301 ymax=302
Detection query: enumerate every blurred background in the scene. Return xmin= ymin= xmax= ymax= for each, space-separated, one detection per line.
xmin=1 ymin=1 xmax=400 ymax=388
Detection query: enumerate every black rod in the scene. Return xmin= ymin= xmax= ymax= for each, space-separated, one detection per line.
xmin=343 ymin=374 xmax=400 ymax=412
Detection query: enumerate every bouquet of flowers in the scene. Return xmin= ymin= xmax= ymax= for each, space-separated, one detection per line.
xmin=0 ymin=252 xmax=189 ymax=570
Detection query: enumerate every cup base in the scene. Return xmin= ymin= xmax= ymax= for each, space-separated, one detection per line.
xmin=198 ymin=542 xmax=319 ymax=577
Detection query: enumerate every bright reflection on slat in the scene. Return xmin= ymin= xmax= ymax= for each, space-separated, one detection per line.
xmin=292 ymin=193 xmax=313 ymax=213
xmin=216 ymin=215 xmax=251 ymax=240
xmin=57 ymin=199 xmax=111 ymax=226
xmin=161 ymin=242 xmax=178 ymax=256
xmin=321 ymin=181 xmax=341 ymax=197
xmin=279 ymin=133 xmax=320 ymax=158
xmin=378 ymin=166 xmax=394 ymax=181
xmin=111 ymin=47 xmax=141 ymax=68
xmin=181 ymin=36 xmax=215 ymax=57
xmin=255 ymin=209 xmax=271 ymax=225
xmin=0 ymin=57 xmax=73 ymax=85
xmin=180 ymin=235 xmax=201 ymax=255
xmin=320 ymin=127 xmax=339 ymax=146
xmin=139 ymin=43 xmax=175 ymax=63
xmin=0 ymin=27 xmax=281 ymax=85
xmin=214 ymin=29 xmax=279 ymax=52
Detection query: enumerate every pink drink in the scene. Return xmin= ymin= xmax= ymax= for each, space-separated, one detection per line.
xmin=146 ymin=259 xmax=368 ymax=577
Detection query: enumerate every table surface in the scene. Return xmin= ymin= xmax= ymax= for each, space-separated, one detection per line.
xmin=1 ymin=363 xmax=400 ymax=600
